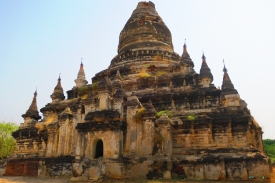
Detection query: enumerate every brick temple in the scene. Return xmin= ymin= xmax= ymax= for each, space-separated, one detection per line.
xmin=2 ymin=1 xmax=271 ymax=181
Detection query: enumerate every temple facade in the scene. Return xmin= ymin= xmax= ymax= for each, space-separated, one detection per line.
xmin=3 ymin=1 xmax=271 ymax=181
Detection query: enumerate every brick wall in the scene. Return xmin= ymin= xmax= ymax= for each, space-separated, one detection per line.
xmin=5 ymin=160 xmax=38 ymax=176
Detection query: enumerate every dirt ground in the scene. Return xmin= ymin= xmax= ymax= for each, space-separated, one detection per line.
xmin=0 ymin=176 xmax=70 ymax=183
xmin=0 ymin=168 xmax=274 ymax=183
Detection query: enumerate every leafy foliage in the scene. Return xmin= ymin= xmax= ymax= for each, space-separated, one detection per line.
xmin=134 ymin=107 xmax=145 ymax=122
xmin=187 ymin=114 xmax=196 ymax=121
xmin=154 ymin=132 xmax=164 ymax=144
xmin=156 ymin=110 xmax=173 ymax=118
xmin=140 ymin=72 xmax=151 ymax=78
xmin=263 ymin=139 xmax=275 ymax=163
xmin=78 ymin=86 xmax=87 ymax=96
xmin=91 ymin=82 xmax=98 ymax=90
xmin=0 ymin=122 xmax=19 ymax=159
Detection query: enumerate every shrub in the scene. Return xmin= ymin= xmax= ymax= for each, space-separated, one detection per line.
xmin=140 ymin=72 xmax=151 ymax=78
xmin=154 ymin=133 xmax=164 ymax=144
xmin=0 ymin=122 xmax=19 ymax=159
xmin=91 ymin=82 xmax=98 ymax=90
xmin=78 ymin=86 xmax=88 ymax=96
xmin=134 ymin=107 xmax=145 ymax=122
xmin=156 ymin=110 xmax=173 ymax=118
xmin=263 ymin=139 xmax=275 ymax=163
xmin=187 ymin=114 xmax=196 ymax=121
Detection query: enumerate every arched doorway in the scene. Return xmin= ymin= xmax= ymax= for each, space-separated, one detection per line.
xmin=94 ymin=139 xmax=103 ymax=159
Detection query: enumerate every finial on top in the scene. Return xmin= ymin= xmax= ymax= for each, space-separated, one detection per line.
xmin=58 ymin=73 xmax=61 ymax=81
xmin=223 ymin=59 xmax=227 ymax=72
xmin=34 ymin=87 xmax=37 ymax=97
xmin=202 ymin=52 xmax=206 ymax=61
xmin=81 ymin=58 xmax=83 ymax=67
xmin=183 ymin=39 xmax=187 ymax=52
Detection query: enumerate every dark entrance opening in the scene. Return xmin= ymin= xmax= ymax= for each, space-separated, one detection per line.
xmin=95 ymin=139 xmax=103 ymax=158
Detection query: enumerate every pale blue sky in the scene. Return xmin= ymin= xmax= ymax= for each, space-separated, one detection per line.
xmin=0 ymin=0 xmax=274 ymax=139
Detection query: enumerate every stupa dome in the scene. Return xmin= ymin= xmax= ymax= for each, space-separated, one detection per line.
xmin=118 ymin=1 xmax=173 ymax=54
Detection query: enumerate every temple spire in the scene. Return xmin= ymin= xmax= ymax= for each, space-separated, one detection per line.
xmin=199 ymin=53 xmax=213 ymax=87
xmin=22 ymin=89 xmax=41 ymax=120
xmin=221 ymin=60 xmax=238 ymax=94
xmin=54 ymin=75 xmax=63 ymax=93
xmin=143 ymin=100 xmax=157 ymax=118
xmin=181 ymin=40 xmax=194 ymax=68
xmin=75 ymin=59 xmax=88 ymax=87
xmin=113 ymin=70 xmax=123 ymax=90
xmin=51 ymin=75 xmax=65 ymax=102
xmin=29 ymin=89 xmax=38 ymax=111
xmin=78 ymin=58 xmax=85 ymax=80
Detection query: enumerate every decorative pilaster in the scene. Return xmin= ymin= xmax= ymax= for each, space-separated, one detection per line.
xmin=57 ymin=107 xmax=73 ymax=156
xmin=97 ymin=77 xmax=112 ymax=111
xmin=45 ymin=122 xmax=59 ymax=157
xmin=155 ymin=113 xmax=173 ymax=157
xmin=124 ymin=93 xmax=143 ymax=156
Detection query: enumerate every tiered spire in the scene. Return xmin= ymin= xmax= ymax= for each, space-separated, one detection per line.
xmin=181 ymin=40 xmax=194 ymax=67
xmin=113 ymin=70 xmax=125 ymax=98
xmin=199 ymin=53 xmax=213 ymax=82
xmin=29 ymin=89 xmax=38 ymax=111
xmin=54 ymin=75 xmax=63 ymax=93
xmin=113 ymin=70 xmax=123 ymax=88
xmin=97 ymin=76 xmax=112 ymax=92
xmin=221 ymin=60 xmax=238 ymax=94
xmin=51 ymin=75 xmax=65 ymax=101
xmin=143 ymin=100 xmax=157 ymax=118
xmin=75 ymin=59 xmax=88 ymax=87
xmin=114 ymin=70 xmax=122 ymax=81
xmin=22 ymin=89 xmax=41 ymax=120
xmin=78 ymin=60 xmax=85 ymax=80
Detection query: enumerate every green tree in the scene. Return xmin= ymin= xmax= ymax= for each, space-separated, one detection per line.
xmin=0 ymin=122 xmax=19 ymax=159
xmin=263 ymin=139 xmax=275 ymax=163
